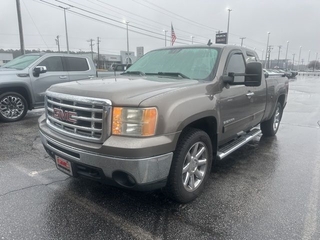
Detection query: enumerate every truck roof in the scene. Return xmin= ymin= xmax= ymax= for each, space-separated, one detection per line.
xmin=154 ymin=44 xmax=256 ymax=53
xmin=23 ymin=52 xmax=88 ymax=57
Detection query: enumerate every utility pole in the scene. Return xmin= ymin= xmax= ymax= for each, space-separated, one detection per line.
xmin=126 ymin=21 xmax=130 ymax=64
xmin=298 ymin=46 xmax=302 ymax=71
xmin=87 ymin=39 xmax=95 ymax=61
xmin=55 ymin=35 xmax=60 ymax=52
xmin=308 ymin=50 xmax=311 ymax=64
xmin=97 ymin=37 xmax=101 ymax=69
xmin=16 ymin=0 xmax=25 ymax=55
xmin=277 ymin=45 xmax=282 ymax=67
xmin=59 ymin=7 xmax=70 ymax=54
xmin=240 ymin=37 xmax=245 ymax=46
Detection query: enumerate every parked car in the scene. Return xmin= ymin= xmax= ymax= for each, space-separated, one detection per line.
xmin=287 ymin=69 xmax=298 ymax=78
xmin=0 ymin=53 xmax=96 ymax=122
xmin=39 ymin=45 xmax=289 ymax=203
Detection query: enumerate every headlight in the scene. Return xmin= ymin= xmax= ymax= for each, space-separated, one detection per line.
xmin=112 ymin=107 xmax=158 ymax=136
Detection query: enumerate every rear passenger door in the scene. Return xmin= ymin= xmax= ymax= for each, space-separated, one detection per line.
xmin=30 ymin=56 xmax=68 ymax=104
xmin=63 ymin=57 xmax=95 ymax=82
xmin=219 ymin=50 xmax=256 ymax=143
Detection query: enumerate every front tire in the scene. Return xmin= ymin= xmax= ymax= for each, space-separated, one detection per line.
xmin=261 ymin=102 xmax=282 ymax=136
xmin=164 ymin=128 xmax=213 ymax=203
xmin=0 ymin=92 xmax=28 ymax=122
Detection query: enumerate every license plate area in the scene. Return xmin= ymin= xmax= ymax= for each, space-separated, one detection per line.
xmin=55 ymin=155 xmax=73 ymax=176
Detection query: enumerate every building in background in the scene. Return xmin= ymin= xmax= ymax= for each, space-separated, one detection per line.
xmin=136 ymin=47 xmax=144 ymax=60
xmin=80 ymin=51 xmax=136 ymax=70
xmin=120 ymin=51 xmax=136 ymax=65
xmin=0 ymin=53 xmax=13 ymax=66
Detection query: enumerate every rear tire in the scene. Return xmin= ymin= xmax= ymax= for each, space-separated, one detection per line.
xmin=164 ymin=128 xmax=213 ymax=203
xmin=261 ymin=102 xmax=282 ymax=136
xmin=0 ymin=92 xmax=28 ymax=122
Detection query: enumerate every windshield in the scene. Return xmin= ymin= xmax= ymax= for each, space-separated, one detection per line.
xmin=2 ymin=55 xmax=41 ymax=70
xmin=126 ymin=48 xmax=219 ymax=80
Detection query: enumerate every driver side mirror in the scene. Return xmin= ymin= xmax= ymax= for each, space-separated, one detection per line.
xmin=222 ymin=62 xmax=262 ymax=87
xmin=33 ymin=66 xmax=47 ymax=77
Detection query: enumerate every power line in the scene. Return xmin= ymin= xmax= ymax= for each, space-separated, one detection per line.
xmin=37 ymin=0 xmax=203 ymax=45
xmin=93 ymin=0 xmax=211 ymax=40
xmin=54 ymin=0 xmax=205 ymax=44
xmin=21 ymin=0 xmax=49 ymax=48
xmin=132 ymin=0 xmax=219 ymax=32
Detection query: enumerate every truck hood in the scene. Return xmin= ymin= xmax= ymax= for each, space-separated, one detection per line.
xmin=0 ymin=68 xmax=29 ymax=81
xmin=48 ymin=76 xmax=200 ymax=106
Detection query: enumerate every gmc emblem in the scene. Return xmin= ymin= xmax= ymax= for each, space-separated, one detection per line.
xmin=53 ymin=108 xmax=77 ymax=124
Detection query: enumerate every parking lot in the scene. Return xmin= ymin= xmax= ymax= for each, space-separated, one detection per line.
xmin=0 ymin=76 xmax=319 ymax=240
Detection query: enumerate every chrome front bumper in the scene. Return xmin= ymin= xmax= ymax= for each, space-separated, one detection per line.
xmin=40 ymin=131 xmax=173 ymax=188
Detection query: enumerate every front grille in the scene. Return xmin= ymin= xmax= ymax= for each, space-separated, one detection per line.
xmin=46 ymin=91 xmax=112 ymax=143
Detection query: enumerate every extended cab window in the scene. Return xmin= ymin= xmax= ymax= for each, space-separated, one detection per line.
xmin=226 ymin=53 xmax=245 ymax=83
xmin=38 ymin=57 xmax=64 ymax=71
xmin=65 ymin=57 xmax=89 ymax=71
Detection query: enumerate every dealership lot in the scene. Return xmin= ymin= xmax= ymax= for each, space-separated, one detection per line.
xmin=0 ymin=76 xmax=319 ymax=240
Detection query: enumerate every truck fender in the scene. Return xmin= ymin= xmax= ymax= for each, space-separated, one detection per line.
xmin=0 ymin=83 xmax=34 ymax=110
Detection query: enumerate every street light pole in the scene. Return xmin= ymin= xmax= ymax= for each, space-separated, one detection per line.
xmin=265 ymin=32 xmax=270 ymax=68
xmin=277 ymin=45 xmax=282 ymax=67
xmin=240 ymin=37 xmax=245 ymax=46
xmin=126 ymin=21 xmax=129 ymax=64
xmin=285 ymin=41 xmax=289 ymax=69
xmin=163 ymin=30 xmax=167 ymax=47
xmin=226 ymin=8 xmax=232 ymax=44
xmin=308 ymin=50 xmax=311 ymax=63
xmin=55 ymin=35 xmax=60 ymax=52
xmin=298 ymin=46 xmax=302 ymax=71
xmin=292 ymin=54 xmax=295 ymax=70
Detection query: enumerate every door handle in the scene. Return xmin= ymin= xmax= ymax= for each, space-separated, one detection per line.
xmin=246 ymin=91 xmax=254 ymax=99
xmin=88 ymin=75 xmax=95 ymax=78
xmin=59 ymin=75 xmax=68 ymax=79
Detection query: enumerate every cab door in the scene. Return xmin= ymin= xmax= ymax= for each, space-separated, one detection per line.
xmin=219 ymin=50 xmax=256 ymax=144
xmin=29 ymin=56 xmax=69 ymax=104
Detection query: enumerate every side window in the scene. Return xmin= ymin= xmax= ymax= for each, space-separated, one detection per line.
xmin=65 ymin=57 xmax=89 ymax=71
xmin=246 ymin=51 xmax=258 ymax=62
xmin=226 ymin=53 xmax=246 ymax=83
xmin=38 ymin=57 xmax=64 ymax=71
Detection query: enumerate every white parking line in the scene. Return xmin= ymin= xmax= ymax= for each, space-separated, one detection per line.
xmin=302 ymin=134 xmax=320 ymax=240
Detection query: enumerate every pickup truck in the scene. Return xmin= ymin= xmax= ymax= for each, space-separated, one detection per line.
xmin=38 ymin=45 xmax=289 ymax=203
xmin=0 ymin=53 xmax=96 ymax=122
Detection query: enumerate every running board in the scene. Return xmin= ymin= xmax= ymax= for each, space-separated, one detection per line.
xmin=217 ymin=128 xmax=261 ymax=160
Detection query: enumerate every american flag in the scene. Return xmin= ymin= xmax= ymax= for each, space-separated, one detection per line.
xmin=171 ymin=23 xmax=176 ymax=46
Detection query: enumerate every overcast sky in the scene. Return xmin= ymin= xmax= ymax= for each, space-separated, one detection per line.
xmin=0 ymin=0 xmax=319 ymax=62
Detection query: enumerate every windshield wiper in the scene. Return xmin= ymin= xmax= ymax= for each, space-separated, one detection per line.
xmin=121 ymin=71 xmax=145 ymax=76
xmin=157 ymin=72 xmax=190 ymax=79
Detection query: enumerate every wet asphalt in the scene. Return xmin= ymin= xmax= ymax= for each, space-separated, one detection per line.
xmin=0 ymin=75 xmax=319 ymax=240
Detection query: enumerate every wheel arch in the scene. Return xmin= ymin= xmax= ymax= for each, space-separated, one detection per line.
xmin=176 ymin=115 xmax=218 ymax=158
xmin=0 ymin=86 xmax=33 ymax=110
